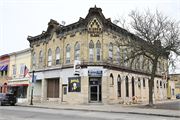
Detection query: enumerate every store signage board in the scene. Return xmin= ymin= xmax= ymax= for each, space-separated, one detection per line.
xmin=162 ymin=72 xmax=167 ymax=83
xmin=88 ymin=68 xmax=102 ymax=76
xmin=68 ymin=77 xmax=81 ymax=92
xmin=74 ymin=60 xmax=81 ymax=75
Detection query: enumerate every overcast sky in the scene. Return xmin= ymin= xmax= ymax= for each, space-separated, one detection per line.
xmin=0 ymin=0 xmax=179 ymax=73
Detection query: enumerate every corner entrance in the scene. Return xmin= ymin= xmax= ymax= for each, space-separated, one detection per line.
xmin=89 ymin=77 xmax=101 ymax=102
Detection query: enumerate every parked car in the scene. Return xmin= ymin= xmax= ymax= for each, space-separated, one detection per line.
xmin=176 ymin=94 xmax=180 ymax=99
xmin=0 ymin=93 xmax=17 ymax=106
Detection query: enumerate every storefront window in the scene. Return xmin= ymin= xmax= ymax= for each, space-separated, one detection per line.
xmin=8 ymin=86 xmax=27 ymax=98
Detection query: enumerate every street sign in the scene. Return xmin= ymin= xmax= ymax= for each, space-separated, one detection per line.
xmin=32 ymin=86 xmax=34 ymax=89
xmin=34 ymin=75 xmax=37 ymax=83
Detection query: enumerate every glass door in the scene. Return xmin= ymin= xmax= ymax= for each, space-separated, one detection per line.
xmin=90 ymin=86 xmax=99 ymax=101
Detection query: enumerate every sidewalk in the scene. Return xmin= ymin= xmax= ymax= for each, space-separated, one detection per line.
xmin=16 ymin=100 xmax=180 ymax=118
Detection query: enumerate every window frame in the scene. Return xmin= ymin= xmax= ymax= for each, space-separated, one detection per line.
xmin=55 ymin=47 xmax=60 ymax=65
xmin=96 ymin=41 xmax=101 ymax=62
xmin=48 ymin=49 xmax=52 ymax=67
xmin=39 ymin=51 xmax=43 ymax=68
xmin=19 ymin=64 xmax=25 ymax=75
xmin=109 ymin=42 xmax=113 ymax=63
xmin=13 ymin=65 xmax=17 ymax=76
xmin=74 ymin=42 xmax=80 ymax=61
xmin=33 ymin=52 xmax=36 ymax=69
xmin=89 ymin=40 xmax=94 ymax=62
xmin=66 ymin=44 xmax=71 ymax=64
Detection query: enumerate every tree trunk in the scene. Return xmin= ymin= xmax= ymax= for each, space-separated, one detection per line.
xmin=148 ymin=60 xmax=157 ymax=107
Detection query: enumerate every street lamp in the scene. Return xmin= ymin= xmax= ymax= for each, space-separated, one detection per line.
xmin=30 ymin=70 xmax=34 ymax=105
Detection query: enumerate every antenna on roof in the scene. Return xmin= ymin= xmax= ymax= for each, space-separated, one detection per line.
xmin=61 ymin=21 xmax=66 ymax=26
xmin=113 ymin=20 xmax=119 ymax=25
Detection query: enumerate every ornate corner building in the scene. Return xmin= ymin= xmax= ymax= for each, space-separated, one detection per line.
xmin=27 ymin=6 xmax=169 ymax=104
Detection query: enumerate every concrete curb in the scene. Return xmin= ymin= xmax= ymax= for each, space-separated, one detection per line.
xmin=16 ymin=104 xmax=180 ymax=118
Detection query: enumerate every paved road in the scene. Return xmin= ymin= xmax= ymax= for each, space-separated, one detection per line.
xmin=0 ymin=105 xmax=179 ymax=120
xmin=131 ymin=102 xmax=180 ymax=108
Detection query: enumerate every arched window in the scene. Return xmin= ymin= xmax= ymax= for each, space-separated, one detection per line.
xmin=132 ymin=77 xmax=135 ymax=96
xmin=159 ymin=61 xmax=161 ymax=73
xmin=117 ymin=47 xmax=120 ymax=65
xmin=33 ymin=52 xmax=36 ymax=68
xmin=96 ymin=40 xmax=101 ymax=61
xmin=89 ymin=40 xmax=94 ymax=61
xmin=48 ymin=49 xmax=52 ymax=67
xmin=143 ymin=78 xmax=145 ymax=87
xmin=109 ymin=42 xmax=113 ymax=62
xmin=162 ymin=62 xmax=164 ymax=72
xmin=126 ymin=76 xmax=129 ymax=97
xmin=117 ymin=75 xmax=121 ymax=97
xmin=39 ymin=51 xmax=43 ymax=68
xmin=56 ymin=47 xmax=60 ymax=65
xmin=110 ymin=73 xmax=114 ymax=85
xmin=147 ymin=58 xmax=149 ymax=71
xmin=142 ymin=56 xmax=144 ymax=70
xmin=130 ymin=50 xmax=134 ymax=68
xmin=151 ymin=60 xmax=153 ymax=71
xmin=137 ymin=56 xmax=140 ymax=69
xmin=66 ymin=44 xmax=71 ymax=64
xmin=75 ymin=42 xmax=80 ymax=60
xmin=124 ymin=49 xmax=128 ymax=66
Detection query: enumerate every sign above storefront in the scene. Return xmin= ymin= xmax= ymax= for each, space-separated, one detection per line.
xmin=88 ymin=68 xmax=102 ymax=76
xmin=74 ymin=60 xmax=81 ymax=75
xmin=68 ymin=77 xmax=81 ymax=92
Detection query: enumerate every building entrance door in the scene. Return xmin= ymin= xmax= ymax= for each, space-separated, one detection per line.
xmin=160 ymin=87 xmax=163 ymax=99
xmin=62 ymin=86 xmax=67 ymax=102
xmin=90 ymin=85 xmax=99 ymax=101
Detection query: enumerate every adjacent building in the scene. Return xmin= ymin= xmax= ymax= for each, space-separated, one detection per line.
xmin=0 ymin=54 xmax=10 ymax=93
xmin=26 ymin=6 xmax=168 ymax=105
xmin=2 ymin=48 xmax=32 ymax=102
xmin=169 ymin=74 xmax=180 ymax=97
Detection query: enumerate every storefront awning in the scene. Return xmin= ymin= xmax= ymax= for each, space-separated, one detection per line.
xmin=1 ymin=64 xmax=8 ymax=71
xmin=2 ymin=84 xmax=29 ymax=87
xmin=0 ymin=65 xmax=4 ymax=71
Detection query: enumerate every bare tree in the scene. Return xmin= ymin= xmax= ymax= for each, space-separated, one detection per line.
xmin=112 ymin=9 xmax=180 ymax=106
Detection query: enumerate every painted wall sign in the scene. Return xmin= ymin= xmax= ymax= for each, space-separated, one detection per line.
xmin=88 ymin=69 xmax=102 ymax=76
xmin=68 ymin=77 xmax=81 ymax=92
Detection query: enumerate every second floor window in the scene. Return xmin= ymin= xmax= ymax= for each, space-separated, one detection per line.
xmin=96 ymin=41 xmax=101 ymax=61
xmin=20 ymin=64 xmax=24 ymax=75
xmin=66 ymin=44 xmax=71 ymax=64
xmin=117 ymin=47 xmax=120 ymax=65
xmin=142 ymin=55 xmax=144 ymax=70
xmin=109 ymin=42 xmax=113 ymax=62
xmin=89 ymin=40 xmax=94 ymax=61
xmin=75 ymin=42 xmax=80 ymax=61
xmin=147 ymin=58 xmax=149 ymax=71
xmin=56 ymin=47 xmax=60 ymax=65
xmin=124 ymin=49 xmax=128 ymax=66
xmin=137 ymin=56 xmax=140 ymax=69
xmin=39 ymin=51 xmax=43 ymax=68
xmin=48 ymin=49 xmax=52 ymax=67
xmin=33 ymin=52 xmax=36 ymax=68
xmin=13 ymin=65 xmax=17 ymax=76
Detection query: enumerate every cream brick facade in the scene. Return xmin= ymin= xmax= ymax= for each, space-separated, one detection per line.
xmin=27 ymin=6 xmax=168 ymax=105
xmin=8 ymin=48 xmax=32 ymax=102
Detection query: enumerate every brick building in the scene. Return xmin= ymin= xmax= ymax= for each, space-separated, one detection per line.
xmin=27 ymin=6 xmax=168 ymax=104
xmin=0 ymin=54 xmax=10 ymax=93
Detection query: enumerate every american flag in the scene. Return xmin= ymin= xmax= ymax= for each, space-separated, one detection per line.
xmin=24 ymin=65 xmax=29 ymax=78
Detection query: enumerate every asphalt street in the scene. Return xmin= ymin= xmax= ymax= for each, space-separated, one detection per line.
xmin=131 ymin=101 xmax=180 ymax=108
xmin=0 ymin=105 xmax=179 ymax=120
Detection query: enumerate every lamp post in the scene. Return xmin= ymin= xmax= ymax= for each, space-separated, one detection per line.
xmin=30 ymin=70 xmax=34 ymax=105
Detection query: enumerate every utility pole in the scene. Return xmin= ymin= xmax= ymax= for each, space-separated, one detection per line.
xmin=30 ymin=70 xmax=34 ymax=105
